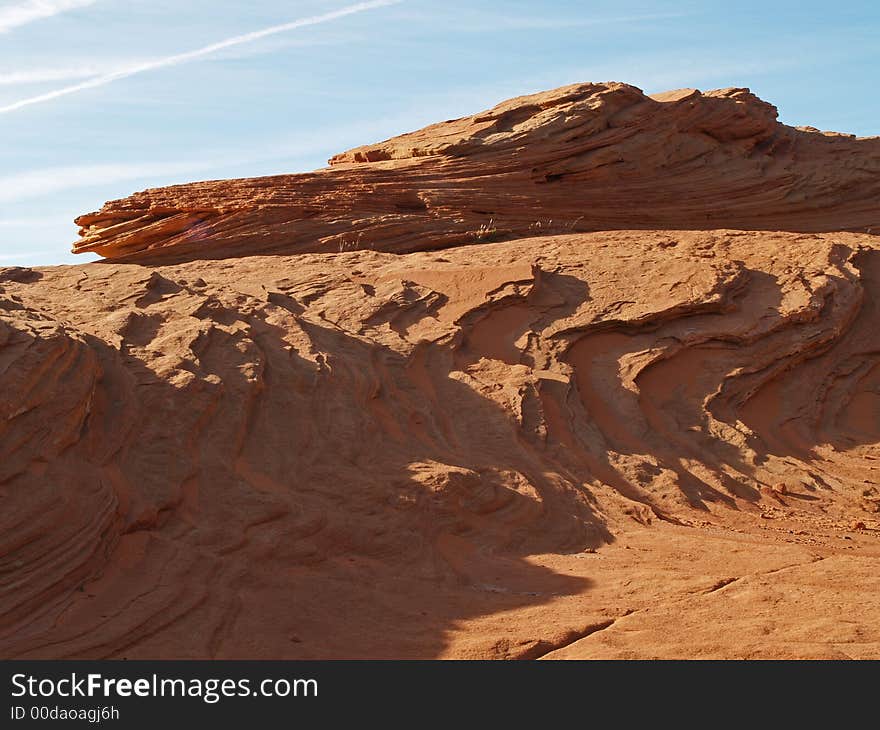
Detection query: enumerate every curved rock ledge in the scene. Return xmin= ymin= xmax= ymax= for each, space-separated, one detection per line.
xmin=72 ymin=83 xmax=880 ymax=262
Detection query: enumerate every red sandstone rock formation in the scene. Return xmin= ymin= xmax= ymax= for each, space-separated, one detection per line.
xmin=72 ymin=83 xmax=879 ymax=262
xmin=1 ymin=83 xmax=879 ymax=659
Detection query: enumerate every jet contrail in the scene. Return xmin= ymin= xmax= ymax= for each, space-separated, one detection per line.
xmin=0 ymin=0 xmax=401 ymax=114
xmin=0 ymin=0 xmax=97 ymax=34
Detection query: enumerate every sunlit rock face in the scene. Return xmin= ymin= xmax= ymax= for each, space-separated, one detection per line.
xmin=72 ymin=82 xmax=879 ymax=262
xmin=1 ymin=84 xmax=878 ymax=659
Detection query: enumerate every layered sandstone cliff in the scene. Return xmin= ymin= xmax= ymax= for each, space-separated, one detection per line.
xmin=1 ymin=83 xmax=879 ymax=659
xmin=72 ymin=83 xmax=879 ymax=262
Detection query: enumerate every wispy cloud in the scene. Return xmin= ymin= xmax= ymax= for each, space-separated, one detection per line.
xmin=0 ymin=63 xmax=115 ymax=86
xmin=0 ymin=216 xmax=73 ymax=226
xmin=393 ymin=8 xmax=687 ymax=33
xmin=0 ymin=0 xmax=401 ymax=114
xmin=497 ymin=12 xmax=688 ymax=31
xmin=0 ymin=249 xmax=57 ymax=262
xmin=0 ymin=0 xmax=97 ymax=33
xmin=561 ymin=51 xmax=812 ymax=95
xmin=0 ymin=162 xmax=214 ymax=203
xmin=0 ymin=137 xmax=348 ymax=205
xmin=0 ymin=105 xmax=436 ymax=206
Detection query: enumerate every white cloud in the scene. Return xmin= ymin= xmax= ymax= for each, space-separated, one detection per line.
xmin=496 ymin=12 xmax=688 ymax=31
xmin=0 ymin=0 xmax=97 ymax=33
xmin=0 ymin=64 xmax=112 ymax=86
xmin=0 ymin=138 xmax=334 ymax=205
xmin=0 ymin=249 xmax=57 ymax=261
xmin=0 ymin=0 xmax=401 ymax=114
xmin=392 ymin=8 xmax=688 ymax=33
xmin=563 ymin=53 xmax=809 ymax=95
xmin=0 ymin=162 xmax=209 ymax=203
xmin=0 ymin=106 xmax=436 ymax=208
xmin=0 ymin=216 xmax=72 ymax=226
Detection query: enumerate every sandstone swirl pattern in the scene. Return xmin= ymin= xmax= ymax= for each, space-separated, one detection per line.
xmin=1 ymin=84 xmax=879 ymax=658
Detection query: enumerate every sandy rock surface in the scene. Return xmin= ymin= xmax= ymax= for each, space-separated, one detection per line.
xmin=2 ymin=83 xmax=879 ymax=659
xmin=72 ymin=83 xmax=879 ymax=262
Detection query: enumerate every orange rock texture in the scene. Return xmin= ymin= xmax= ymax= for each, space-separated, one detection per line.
xmin=2 ymin=83 xmax=879 ymax=659
xmin=72 ymin=83 xmax=879 ymax=262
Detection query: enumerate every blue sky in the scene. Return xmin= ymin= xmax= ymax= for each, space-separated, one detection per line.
xmin=1 ymin=0 xmax=878 ymax=266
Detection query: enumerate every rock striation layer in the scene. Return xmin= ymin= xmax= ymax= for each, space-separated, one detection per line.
xmin=72 ymin=83 xmax=880 ymax=262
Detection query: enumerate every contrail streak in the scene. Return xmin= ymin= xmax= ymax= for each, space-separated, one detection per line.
xmin=0 ymin=0 xmax=97 ymax=34
xmin=0 ymin=0 xmax=400 ymax=114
